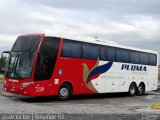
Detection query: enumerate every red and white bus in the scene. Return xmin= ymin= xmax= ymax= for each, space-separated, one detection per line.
xmin=2 ymin=34 xmax=158 ymax=100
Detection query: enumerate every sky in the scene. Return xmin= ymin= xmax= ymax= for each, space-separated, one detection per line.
xmin=0 ymin=0 xmax=160 ymax=62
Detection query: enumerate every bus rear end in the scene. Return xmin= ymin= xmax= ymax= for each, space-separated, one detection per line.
xmin=2 ymin=34 xmax=61 ymax=96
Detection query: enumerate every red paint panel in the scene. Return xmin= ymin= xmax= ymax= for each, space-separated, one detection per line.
xmin=3 ymin=35 xmax=98 ymax=96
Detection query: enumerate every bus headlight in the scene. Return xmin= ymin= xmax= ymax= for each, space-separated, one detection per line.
xmin=21 ymin=82 xmax=34 ymax=87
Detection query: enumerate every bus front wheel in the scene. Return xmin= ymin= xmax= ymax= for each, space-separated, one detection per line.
xmin=58 ymin=84 xmax=72 ymax=100
xmin=128 ymin=83 xmax=137 ymax=96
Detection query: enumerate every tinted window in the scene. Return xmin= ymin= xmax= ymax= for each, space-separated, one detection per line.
xmin=101 ymin=47 xmax=108 ymax=60
xmin=83 ymin=44 xmax=100 ymax=59
xmin=34 ymin=37 xmax=60 ymax=81
xmin=12 ymin=36 xmax=41 ymax=52
xmin=117 ymin=49 xmax=130 ymax=63
xmin=108 ymin=47 xmax=116 ymax=61
xmin=149 ymin=54 xmax=157 ymax=66
xmin=140 ymin=53 xmax=149 ymax=65
xmin=130 ymin=51 xmax=139 ymax=64
xmin=62 ymin=40 xmax=81 ymax=58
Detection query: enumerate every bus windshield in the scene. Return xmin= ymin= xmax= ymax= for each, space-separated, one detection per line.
xmin=12 ymin=36 xmax=42 ymax=52
xmin=3 ymin=35 xmax=42 ymax=79
xmin=5 ymin=52 xmax=35 ymax=79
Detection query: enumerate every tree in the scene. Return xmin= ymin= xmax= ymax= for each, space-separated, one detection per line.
xmin=0 ymin=56 xmax=7 ymax=69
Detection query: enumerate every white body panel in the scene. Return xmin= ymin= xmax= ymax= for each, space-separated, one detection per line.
xmin=91 ymin=61 xmax=158 ymax=93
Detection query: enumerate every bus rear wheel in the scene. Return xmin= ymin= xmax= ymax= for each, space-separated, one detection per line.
xmin=128 ymin=83 xmax=137 ymax=96
xmin=58 ymin=84 xmax=72 ymax=100
xmin=136 ymin=83 xmax=145 ymax=96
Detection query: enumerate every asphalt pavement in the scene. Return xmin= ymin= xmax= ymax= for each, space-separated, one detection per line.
xmin=0 ymin=85 xmax=160 ymax=120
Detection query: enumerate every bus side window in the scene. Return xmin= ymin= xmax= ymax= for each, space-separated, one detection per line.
xmin=101 ymin=47 xmax=107 ymax=61
xmin=82 ymin=44 xmax=100 ymax=60
xmin=149 ymin=54 xmax=157 ymax=66
xmin=130 ymin=51 xmax=139 ymax=64
xmin=140 ymin=53 xmax=149 ymax=65
xmin=117 ymin=49 xmax=130 ymax=63
xmin=62 ymin=40 xmax=81 ymax=58
xmin=107 ymin=47 xmax=116 ymax=61
xmin=63 ymin=44 xmax=72 ymax=57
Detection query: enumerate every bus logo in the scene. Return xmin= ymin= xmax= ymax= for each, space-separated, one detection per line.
xmin=121 ymin=64 xmax=147 ymax=71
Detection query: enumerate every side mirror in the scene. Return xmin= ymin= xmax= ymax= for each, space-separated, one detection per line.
xmin=1 ymin=51 xmax=11 ymax=59
xmin=1 ymin=51 xmax=11 ymax=74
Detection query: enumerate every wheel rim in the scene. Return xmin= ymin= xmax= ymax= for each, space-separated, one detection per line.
xmin=60 ymin=88 xmax=69 ymax=97
xmin=138 ymin=86 xmax=143 ymax=95
xmin=130 ymin=86 xmax=135 ymax=95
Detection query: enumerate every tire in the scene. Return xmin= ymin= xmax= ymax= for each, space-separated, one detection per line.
xmin=58 ymin=84 xmax=72 ymax=100
xmin=128 ymin=83 xmax=137 ymax=96
xmin=136 ymin=84 xmax=145 ymax=96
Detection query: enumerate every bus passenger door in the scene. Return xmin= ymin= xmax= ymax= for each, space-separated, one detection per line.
xmin=34 ymin=37 xmax=60 ymax=95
